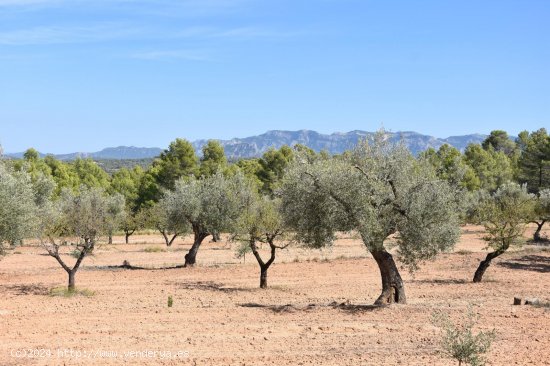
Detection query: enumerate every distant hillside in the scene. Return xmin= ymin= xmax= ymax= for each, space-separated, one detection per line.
xmin=6 ymin=146 xmax=163 ymax=160
xmin=5 ymin=130 xmax=487 ymax=160
xmin=193 ymin=130 xmax=487 ymax=158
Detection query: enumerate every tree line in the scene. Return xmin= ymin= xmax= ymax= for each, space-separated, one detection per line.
xmin=0 ymin=128 xmax=548 ymax=304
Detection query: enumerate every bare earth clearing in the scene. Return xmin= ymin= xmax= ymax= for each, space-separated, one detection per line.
xmin=1 ymin=226 xmax=549 ymax=365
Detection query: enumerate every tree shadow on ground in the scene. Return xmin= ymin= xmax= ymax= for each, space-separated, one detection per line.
xmin=86 ymin=261 xmax=185 ymax=271
xmin=498 ymin=255 xmax=550 ymax=273
xmin=0 ymin=284 xmax=50 ymax=296
xmin=239 ymin=301 xmax=383 ymax=314
xmin=412 ymin=278 xmax=468 ymax=285
xmin=177 ymin=281 xmax=253 ymax=293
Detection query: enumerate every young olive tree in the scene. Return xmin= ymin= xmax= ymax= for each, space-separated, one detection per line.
xmin=164 ymin=172 xmax=248 ymax=267
xmin=431 ymin=306 xmax=495 ymax=366
xmin=40 ymin=186 xmax=112 ymax=290
xmin=233 ymin=194 xmax=287 ymax=288
xmin=0 ymin=164 xmax=38 ymax=257
xmin=472 ymin=183 xmax=534 ymax=282
xmin=530 ymin=189 xmax=550 ymax=242
xmin=146 ymin=198 xmax=190 ymax=246
xmin=280 ymin=133 xmax=461 ymax=305
xmin=120 ymin=207 xmax=146 ymax=244
xmin=105 ymin=193 xmax=126 ymax=244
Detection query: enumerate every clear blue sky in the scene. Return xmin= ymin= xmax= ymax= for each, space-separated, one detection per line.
xmin=1 ymin=0 xmax=548 ymax=153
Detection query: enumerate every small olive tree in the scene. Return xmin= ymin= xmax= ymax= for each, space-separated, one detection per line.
xmin=105 ymin=193 xmax=126 ymax=244
xmin=431 ymin=306 xmax=496 ymax=366
xmin=0 ymin=164 xmax=37 ymax=257
xmin=530 ymin=189 xmax=550 ymax=242
xmin=233 ymin=194 xmax=287 ymax=288
xmin=280 ymin=132 xmax=461 ymax=304
xmin=472 ymin=183 xmax=534 ymax=282
xmin=40 ymin=186 xmax=112 ymax=290
xmin=120 ymin=207 xmax=147 ymax=244
xmin=147 ymin=198 xmax=189 ymax=246
xmin=164 ymin=172 xmax=248 ymax=267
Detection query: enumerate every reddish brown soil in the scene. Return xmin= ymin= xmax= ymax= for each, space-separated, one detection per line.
xmin=0 ymin=225 xmax=548 ymax=365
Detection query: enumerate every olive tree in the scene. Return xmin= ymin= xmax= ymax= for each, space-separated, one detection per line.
xmin=105 ymin=193 xmax=126 ymax=244
xmin=530 ymin=189 xmax=550 ymax=242
xmin=109 ymin=166 xmax=144 ymax=243
xmin=280 ymin=133 xmax=461 ymax=305
xmin=152 ymin=194 xmax=191 ymax=246
xmin=163 ymin=172 xmax=248 ymax=267
xmin=0 ymin=164 xmax=37 ymax=257
xmin=120 ymin=207 xmax=147 ymax=244
xmin=233 ymin=194 xmax=287 ymax=288
xmin=472 ymin=183 xmax=534 ymax=282
xmin=40 ymin=186 xmax=112 ymax=290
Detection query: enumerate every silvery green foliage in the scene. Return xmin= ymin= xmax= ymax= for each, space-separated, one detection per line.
xmin=42 ymin=186 xmax=112 ymax=248
xmin=39 ymin=186 xmax=114 ymax=288
xmin=105 ymin=192 xmax=127 ymax=237
xmin=463 ymin=189 xmax=491 ymax=224
xmin=165 ymin=172 xmax=251 ymax=235
xmin=534 ymin=188 xmax=550 ymax=221
xmin=0 ymin=163 xmax=37 ymax=255
xmin=234 ymin=192 xmax=286 ymax=247
xmin=475 ymin=183 xmax=534 ymax=251
xmin=431 ymin=306 xmax=496 ymax=366
xmin=396 ymin=179 xmax=461 ymax=270
xmin=156 ymin=190 xmax=191 ymax=236
xmin=59 ymin=186 xmax=112 ymax=241
xmin=280 ymin=131 xmax=461 ymax=271
xmin=31 ymin=172 xmax=56 ymax=209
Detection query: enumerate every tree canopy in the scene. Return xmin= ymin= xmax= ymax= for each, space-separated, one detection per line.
xmin=280 ymin=132 xmax=461 ymax=304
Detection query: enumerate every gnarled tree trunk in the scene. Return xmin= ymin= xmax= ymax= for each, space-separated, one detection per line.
xmin=370 ymin=249 xmax=406 ymax=305
xmin=473 ymin=248 xmax=506 ymax=282
xmin=184 ymin=224 xmax=208 ymax=267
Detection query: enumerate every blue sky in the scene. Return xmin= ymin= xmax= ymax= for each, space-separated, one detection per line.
xmin=1 ymin=0 xmax=548 ymax=153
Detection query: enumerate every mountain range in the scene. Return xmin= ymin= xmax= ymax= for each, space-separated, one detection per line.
xmin=5 ymin=130 xmax=487 ymax=160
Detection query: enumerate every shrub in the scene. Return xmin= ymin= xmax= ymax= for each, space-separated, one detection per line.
xmin=431 ymin=306 xmax=495 ymax=366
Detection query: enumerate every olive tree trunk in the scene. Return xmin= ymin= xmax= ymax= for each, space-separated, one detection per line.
xmin=48 ymin=240 xmax=92 ymax=291
xmin=124 ymin=229 xmax=135 ymax=244
xmin=184 ymin=225 xmax=209 ymax=267
xmin=159 ymin=229 xmax=178 ymax=247
xmin=68 ymin=270 xmax=76 ymax=290
xmin=533 ymin=220 xmax=546 ymax=242
xmin=473 ymin=248 xmax=506 ymax=283
xmin=249 ymin=239 xmax=277 ymax=289
xmin=370 ymin=249 xmax=406 ymax=305
xmin=260 ymin=266 xmax=269 ymax=289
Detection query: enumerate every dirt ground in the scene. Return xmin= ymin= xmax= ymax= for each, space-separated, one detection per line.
xmin=0 ymin=225 xmax=548 ymax=365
